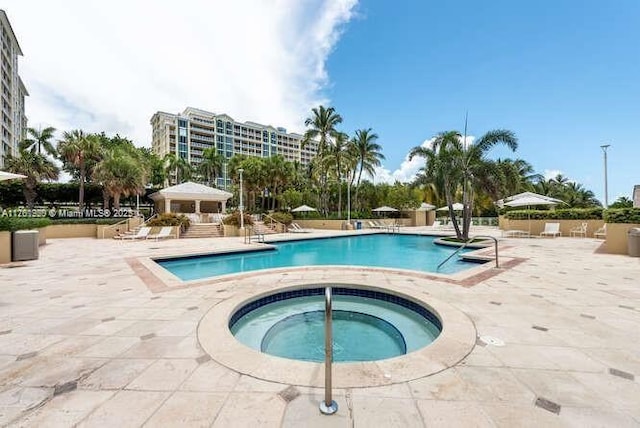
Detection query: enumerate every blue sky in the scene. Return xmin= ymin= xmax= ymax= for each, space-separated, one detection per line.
xmin=5 ymin=0 xmax=638 ymax=203
xmin=325 ymin=0 xmax=639 ymax=203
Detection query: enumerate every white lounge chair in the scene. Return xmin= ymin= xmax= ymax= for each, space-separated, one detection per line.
xmin=290 ymin=223 xmax=310 ymax=233
xmin=430 ymin=220 xmax=442 ymax=229
xmin=502 ymin=229 xmax=530 ymax=238
xmin=121 ymin=226 xmax=151 ymax=240
xmin=594 ymin=224 xmax=606 ymax=239
xmin=569 ymin=222 xmax=588 ymax=238
xmin=147 ymin=226 xmax=175 ymax=240
xmin=368 ymin=221 xmax=385 ymax=230
xmin=540 ymin=222 xmax=561 ymax=238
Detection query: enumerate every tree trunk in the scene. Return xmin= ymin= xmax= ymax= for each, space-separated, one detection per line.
xmin=79 ymin=168 xmax=85 ymax=214
xmin=443 ymin=177 xmax=462 ymax=239
xmin=113 ymin=193 xmax=121 ymax=210
xmin=355 ymin=163 xmax=364 ymax=210
xmin=23 ymin=180 xmax=37 ymax=210
xmin=102 ymin=189 xmax=110 ymax=209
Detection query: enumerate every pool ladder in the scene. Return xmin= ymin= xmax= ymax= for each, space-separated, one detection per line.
xmin=319 ymin=287 xmax=338 ymax=415
xmin=437 ymin=235 xmax=499 ymax=270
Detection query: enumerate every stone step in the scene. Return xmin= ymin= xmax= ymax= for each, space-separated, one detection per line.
xmin=181 ymin=223 xmax=223 ymax=239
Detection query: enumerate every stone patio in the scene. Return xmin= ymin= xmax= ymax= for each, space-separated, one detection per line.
xmin=0 ymin=229 xmax=639 ymax=427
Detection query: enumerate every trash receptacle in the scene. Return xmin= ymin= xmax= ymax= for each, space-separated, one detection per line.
xmin=356 ymin=221 xmax=362 ymax=230
xmin=12 ymin=230 xmax=39 ymax=261
xmin=628 ymin=228 xmax=640 ymax=257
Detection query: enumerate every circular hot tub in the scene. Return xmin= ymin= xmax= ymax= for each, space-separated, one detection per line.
xmin=197 ymin=282 xmax=476 ymax=388
xmin=229 ymin=287 xmax=442 ymax=362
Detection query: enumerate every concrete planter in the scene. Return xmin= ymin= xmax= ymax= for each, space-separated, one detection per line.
xmin=223 ymin=224 xmax=239 ymax=237
xmin=604 ymin=223 xmax=640 ymax=255
xmin=45 ymin=224 xmax=97 ymax=239
xmin=0 ymin=231 xmax=11 ymax=264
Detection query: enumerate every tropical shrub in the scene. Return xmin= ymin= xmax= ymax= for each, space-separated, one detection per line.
xmin=0 ymin=217 xmax=52 ymax=232
xmin=222 ymin=211 xmax=254 ymax=226
xmin=603 ymin=208 xmax=640 ymax=224
xmin=504 ymin=208 xmax=603 ymax=220
xmin=147 ymin=213 xmax=190 ymax=228
xmin=269 ymin=211 xmax=293 ymax=225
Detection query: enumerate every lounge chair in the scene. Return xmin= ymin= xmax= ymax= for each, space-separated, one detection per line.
xmin=502 ymin=229 xmax=530 ymax=238
xmin=540 ymin=222 xmax=561 ymax=238
xmin=368 ymin=221 xmax=386 ymax=230
xmin=569 ymin=222 xmax=588 ymax=238
xmin=147 ymin=226 xmax=175 ymax=240
xmin=121 ymin=226 xmax=151 ymax=240
xmin=594 ymin=224 xmax=606 ymax=239
xmin=289 ymin=223 xmax=310 ymax=233
xmin=430 ymin=220 xmax=442 ymax=229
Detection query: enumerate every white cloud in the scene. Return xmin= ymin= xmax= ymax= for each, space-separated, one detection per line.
xmin=372 ymin=135 xmax=475 ymax=184
xmin=5 ymin=0 xmax=358 ymax=145
xmin=543 ymin=169 xmax=564 ymax=180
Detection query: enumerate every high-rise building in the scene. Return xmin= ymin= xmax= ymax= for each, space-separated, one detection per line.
xmin=151 ymin=107 xmax=318 ymax=187
xmin=0 ymin=10 xmax=27 ymax=167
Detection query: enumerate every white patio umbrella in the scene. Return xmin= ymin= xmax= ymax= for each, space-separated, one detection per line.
xmin=372 ymin=206 xmax=398 ymax=212
xmin=417 ymin=202 xmax=436 ymax=211
xmin=291 ymin=204 xmax=317 ymax=213
xmin=504 ymin=194 xmax=562 ymax=234
xmin=435 ymin=202 xmax=464 ymax=211
xmin=0 ymin=171 xmax=26 ymax=181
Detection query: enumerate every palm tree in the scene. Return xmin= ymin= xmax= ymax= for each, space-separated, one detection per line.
xmin=93 ymin=148 xmax=147 ymax=209
xmin=197 ymin=147 xmax=225 ymax=187
xmin=163 ymin=154 xmax=193 ymax=184
xmin=303 ymin=105 xmax=343 ymax=214
xmin=4 ymin=151 xmax=59 ymax=208
xmin=324 ymin=132 xmax=351 ymax=217
xmin=19 ymin=126 xmax=57 ymax=157
xmin=351 ymin=128 xmax=385 ymax=209
xmin=302 ymin=105 xmax=343 ymax=156
xmin=57 ymin=130 xmax=100 ymax=212
xmin=410 ymin=129 xmax=518 ymax=240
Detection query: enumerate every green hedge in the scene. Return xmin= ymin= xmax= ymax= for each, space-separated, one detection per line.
xmin=222 ymin=211 xmax=254 ymax=226
xmin=603 ymin=208 xmax=640 ymax=224
xmin=147 ymin=213 xmax=190 ymax=228
xmin=0 ymin=217 xmax=52 ymax=232
xmin=504 ymin=208 xmax=603 ymax=220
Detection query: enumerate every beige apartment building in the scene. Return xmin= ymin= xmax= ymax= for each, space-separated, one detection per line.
xmin=0 ymin=10 xmax=27 ymax=167
xmin=151 ymin=107 xmax=317 ymax=187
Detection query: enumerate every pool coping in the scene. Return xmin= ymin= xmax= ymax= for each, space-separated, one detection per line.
xmin=197 ymin=281 xmax=477 ymax=388
xmin=126 ymin=234 xmax=525 ymax=293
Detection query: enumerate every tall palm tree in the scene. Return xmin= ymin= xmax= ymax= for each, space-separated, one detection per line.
xmin=19 ymin=126 xmax=57 ymax=157
xmin=4 ymin=151 xmax=59 ymax=208
xmin=302 ymin=105 xmax=343 ymax=214
xmin=163 ymin=154 xmax=193 ymax=184
xmin=57 ymin=130 xmax=100 ymax=212
xmin=410 ymin=129 xmax=518 ymax=240
xmin=302 ymin=105 xmax=343 ymax=157
xmin=351 ymin=128 xmax=385 ymax=209
xmin=197 ymin=147 xmax=225 ymax=187
xmin=93 ymin=148 xmax=146 ymax=209
xmin=324 ymin=132 xmax=351 ymax=217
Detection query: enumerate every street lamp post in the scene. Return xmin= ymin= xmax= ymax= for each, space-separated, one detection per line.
xmin=346 ymin=172 xmax=351 ymax=224
xmin=238 ymin=168 xmax=245 ymax=230
xmin=600 ymin=145 xmax=611 ymax=208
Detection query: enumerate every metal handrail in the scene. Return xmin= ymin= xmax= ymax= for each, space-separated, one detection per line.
xmin=262 ymin=213 xmax=284 ymax=233
xmin=437 ymin=235 xmax=500 ymax=270
xmin=319 ymin=287 xmax=338 ymax=415
xmin=243 ymin=225 xmax=264 ymax=244
xmin=101 ymin=217 xmax=131 ymax=239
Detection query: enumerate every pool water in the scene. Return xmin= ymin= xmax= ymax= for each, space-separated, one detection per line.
xmin=157 ymin=234 xmax=480 ymax=281
xmin=230 ymin=292 xmax=441 ymax=362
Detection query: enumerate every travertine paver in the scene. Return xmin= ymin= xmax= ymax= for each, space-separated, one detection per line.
xmin=0 ymin=230 xmax=638 ymax=426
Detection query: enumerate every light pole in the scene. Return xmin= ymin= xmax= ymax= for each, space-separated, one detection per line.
xmin=600 ymin=145 xmax=610 ymax=208
xmin=346 ymin=171 xmax=351 ymax=224
xmin=238 ymin=168 xmax=245 ymax=230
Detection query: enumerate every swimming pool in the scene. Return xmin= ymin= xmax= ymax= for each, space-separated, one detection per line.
xmin=157 ymin=234 xmax=481 ymax=281
xmin=229 ymin=287 xmax=442 ymax=362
